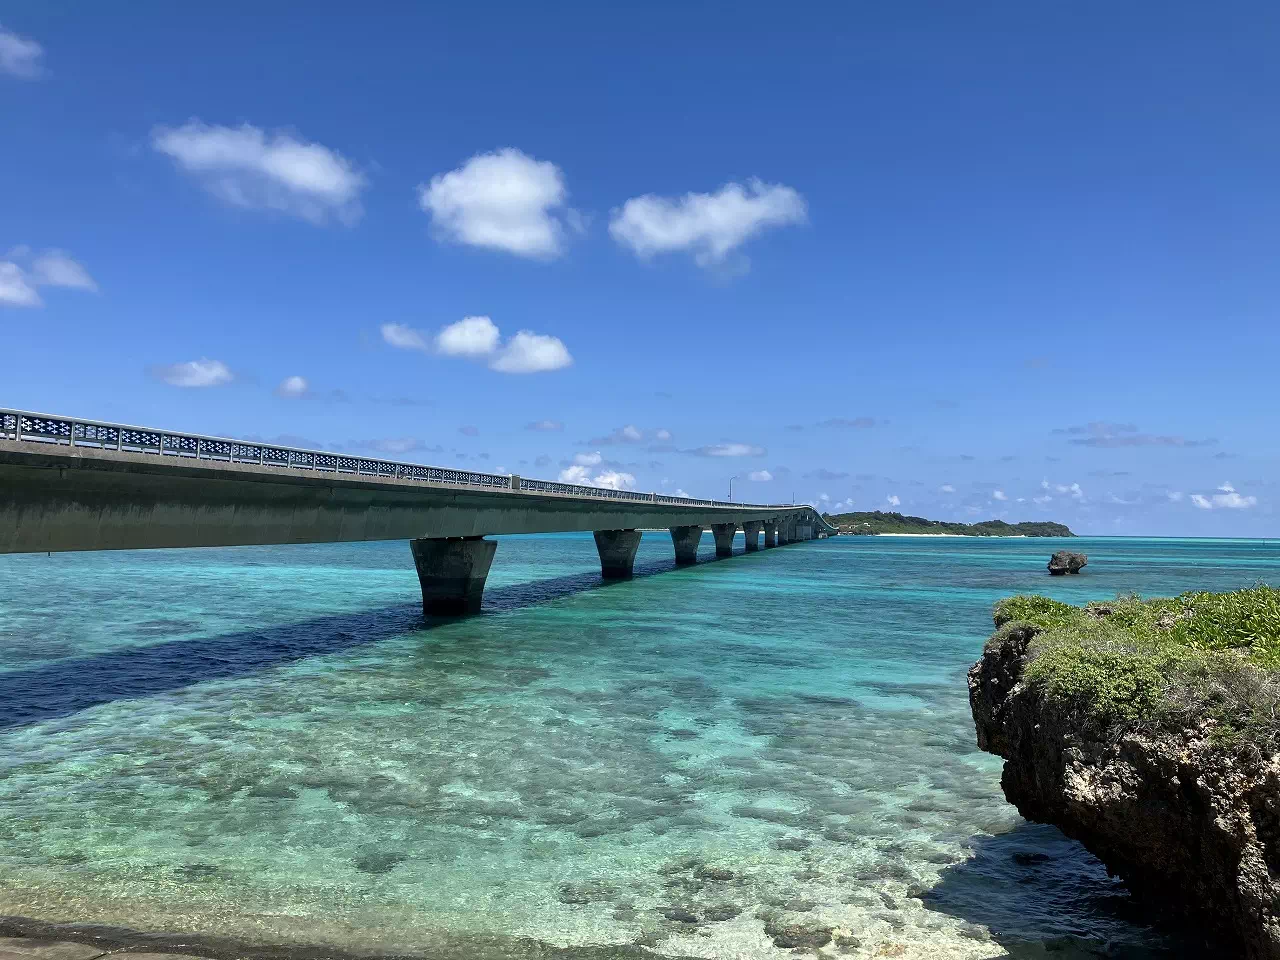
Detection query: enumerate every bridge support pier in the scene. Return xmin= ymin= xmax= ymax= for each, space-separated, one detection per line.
xmin=763 ymin=521 xmax=777 ymax=547
xmin=669 ymin=525 xmax=703 ymax=566
xmin=711 ymin=522 xmax=737 ymax=558
xmin=409 ymin=536 xmax=497 ymax=616
xmin=777 ymin=518 xmax=793 ymax=545
xmin=593 ymin=529 xmax=643 ymax=579
xmin=742 ymin=520 xmax=762 ymax=551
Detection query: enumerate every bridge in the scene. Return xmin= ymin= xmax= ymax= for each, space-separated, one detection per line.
xmin=0 ymin=410 xmax=837 ymax=614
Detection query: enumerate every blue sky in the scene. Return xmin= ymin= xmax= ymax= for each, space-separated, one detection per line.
xmin=3 ymin=3 xmax=1278 ymax=536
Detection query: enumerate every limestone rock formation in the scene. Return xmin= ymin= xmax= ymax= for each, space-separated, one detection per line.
xmin=1047 ymin=550 xmax=1087 ymax=575
xmin=969 ymin=623 xmax=1280 ymax=958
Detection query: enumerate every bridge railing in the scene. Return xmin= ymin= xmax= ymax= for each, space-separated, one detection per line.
xmin=1 ymin=409 xmax=804 ymax=513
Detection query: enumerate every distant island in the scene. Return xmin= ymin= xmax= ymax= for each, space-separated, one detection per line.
xmin=823 ymin=510 xmax=1074 ymax=537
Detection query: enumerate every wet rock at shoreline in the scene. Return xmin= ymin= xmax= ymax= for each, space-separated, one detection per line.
xmin=1046 ymin=550 xmax=1087 ymax=575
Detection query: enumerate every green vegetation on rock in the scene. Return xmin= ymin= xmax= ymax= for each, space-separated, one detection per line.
xmin=993 ymin=586 xmax=1280 ymax=751
xmin=824 ymin=510 xmax=1073 ymax=537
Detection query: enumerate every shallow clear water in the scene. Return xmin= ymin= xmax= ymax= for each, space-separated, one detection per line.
xmin=0 ymin=534 xmax=1275 ymax=958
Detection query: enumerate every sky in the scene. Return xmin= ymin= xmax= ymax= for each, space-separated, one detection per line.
xmin=3 ymin=2 xmax=1278 ymax=536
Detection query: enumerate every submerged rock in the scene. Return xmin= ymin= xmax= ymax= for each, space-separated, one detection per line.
xmin=556 ymin=880 xmax=618 ymax=905
xmin=1046 ymin=550 xmax=1087 ymax=575
xmin=763 ymin=919 xmax=833 ymax=949
xmin=656 ymin=905 xmax=699 ymax=924
xmin=774 ymin=835 xmax=812 ymax=851
xmin=693 ymin=865 xmax=735 ymax=881
xmin=969 ymin=617 xmax=1280 ymax=958
xmin=702 ymin=904 xmax=741 ymax=922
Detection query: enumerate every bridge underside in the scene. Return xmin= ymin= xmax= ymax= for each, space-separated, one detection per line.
xmin=0 ymin=442 xmax=836 ymax=615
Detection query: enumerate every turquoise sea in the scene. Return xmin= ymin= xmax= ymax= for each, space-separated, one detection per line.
xmin=1 ymin=534 xmax=1275 ymax=958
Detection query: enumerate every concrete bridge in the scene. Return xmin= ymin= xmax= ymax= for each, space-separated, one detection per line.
xmin=0 ymin=410 xmax=837 ymax=614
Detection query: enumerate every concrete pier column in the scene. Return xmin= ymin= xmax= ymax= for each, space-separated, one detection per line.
xmin=593 ymin=529 xmax=643 ymax=579
xmin=409 ymin=536 xmax=497 ymax=615
xmin=711 ymin=522 xmax=737 ymax=558
xmin=742 ymin=520 xmax=763 ymax=552
xmin=777 ymin=518 xmax=792 ymax=545
xmin=763 ymin=521 xmax=777 ymax=548
xmin=669 ymin=525 xmax=703 ymax=566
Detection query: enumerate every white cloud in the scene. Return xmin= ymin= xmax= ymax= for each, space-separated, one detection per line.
xmin=558 ymin=451 xmax=635 ymax=490
xmin=940 ymin=484 xmax=955 ymax=494
xmin=152 ymin=358 xmax=234 ymax=388
xmin=381 ymin=322 xmax=429 ymax=351
xmin=992 ymin=490 xmax=1008 ymax=501
xmin=887 ymin=494 xmax=901 ymax=507
xmin=1191 ymin=482 xmax=1257 ymax=510
xmin=655 ymin=428 xmax=672 ymax=441
xmin=526 ymin=419 xmax=563 ymax=432
xmin=30 ymin=251 xmax=97 ymax=291
xmin=0 ymin=249 xmax=98 ymax=307
xmin=382 ymin=317 xmax=571 ymax=373
xmin=436 ymin=315 xmax=501 ymax=357
xmin=418 ymin=148 xmax=574 ymax=258
xmin=609 ymin=177 xmax=807 ymax=269
xmin=675 ymin=488 xmax=691 ymax=498
xmin=0 ymin=262 xmax=40 ymax=307
xmin=749 ymin=470 xmax=773 ymax=482
xmin=276 ymin=375 xmax=308 ymax=398
xmin=692 ymin=443 xmax=766 ymax=457
xmin=152 ymin=121 xmax=366 ymax=224
xmin=0 ymin=23 xmax=42 ymax=79
xmin=1168 ymin=491 xmax=1184 ymax=502
xmin=593 ymin=470 xmax=636 ymax=490
xmin=1043 ymin=479 xmax=1084 ymax=500
xmin=489 ymin=331 xmax=573 ymax=373
xmin=1033 ymin=495 xmax=1053 ymax=504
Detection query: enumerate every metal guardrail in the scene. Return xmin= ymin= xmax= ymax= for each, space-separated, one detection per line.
xmin=0 ymin=409 xmax=800 ymax=513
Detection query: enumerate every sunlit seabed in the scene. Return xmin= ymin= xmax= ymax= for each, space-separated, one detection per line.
xmin=1 ymin=534 xmax=1275 ymax=958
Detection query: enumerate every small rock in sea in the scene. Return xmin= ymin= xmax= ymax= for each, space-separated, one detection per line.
xmin=694 ymin=865 xmax=735 ymax=881
xmin=703 ymin=904 xmax=741 ymax=922
xmin=657 ymin=906 xmax=700 ymax=924
xmin=612 ymin=907 xmax=637 ymax=922
xmin=833 ymin=931 xmax=862 ymax=949
xmin=763 ymin=920 xmax=834 ymax=950
xmin=958 ymin=923 xmax=992 ymax=941
xmin=774 ymin=836 xmax=812 ymax=851
xmin=1046 ymin=550 xmax=1087 ymax=575
xmin=879 ymin=892 xmax=898 ymax=910
xmin=781 ymin=898 xmax=817 ymax=912
xmin=905 ymin=884 xmax=927 ymax=900
xmin=793 ymin=868 xmax=822 ymax=881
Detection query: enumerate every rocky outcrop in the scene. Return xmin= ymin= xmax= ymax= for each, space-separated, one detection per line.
xmin=969 ymin=623 xmax=1280 ymax=957
xmin=1047 ymin=550 xmax=1087 ymax=574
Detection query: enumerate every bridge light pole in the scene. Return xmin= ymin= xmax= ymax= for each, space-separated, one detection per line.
xmin=728 ymin=475 xmax=738 ymax=502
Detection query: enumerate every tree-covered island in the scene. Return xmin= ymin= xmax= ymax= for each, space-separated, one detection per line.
xmin=823 ymin=510 xmax=1074 ymax=537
